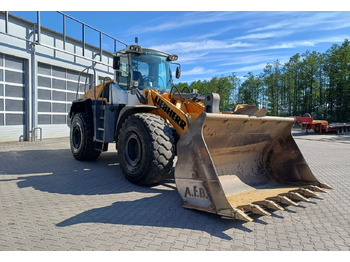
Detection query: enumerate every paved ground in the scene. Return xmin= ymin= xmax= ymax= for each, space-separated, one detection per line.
xmin=0 ymin=130 xmax=350 ymax=251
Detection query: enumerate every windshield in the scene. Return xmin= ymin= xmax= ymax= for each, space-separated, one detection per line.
xmin=130 ymin=51 xmax=173 ymax=93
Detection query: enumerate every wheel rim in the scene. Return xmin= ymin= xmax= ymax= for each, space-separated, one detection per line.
xmin=125 ymin=132 xmax=142 ymax=167
xmin=72 ymin=125 xmax=82 ymax=149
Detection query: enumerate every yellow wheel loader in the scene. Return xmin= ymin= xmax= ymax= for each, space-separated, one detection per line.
xmin=68 ymin=45 xmax=333 ymax=222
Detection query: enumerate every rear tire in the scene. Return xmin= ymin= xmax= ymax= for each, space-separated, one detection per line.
xmin=70 ymin=112 xmax=101 ymax=161
xmin=117 ymin=113 xmax=175 ymax=185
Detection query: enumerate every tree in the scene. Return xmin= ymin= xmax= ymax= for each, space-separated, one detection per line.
xmin=263 ymin=60 xmax=282 ymax=116
xmin=325 ymin=40 xmax=350 ymax=122
xmin=175 ymin=39 xmax=350 ymax=122
xmin=238 ymin=72 xmax=262 ymax=106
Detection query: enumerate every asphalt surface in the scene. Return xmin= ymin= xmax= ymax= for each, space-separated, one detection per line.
xmin=0 ymin=130 xmax=349 ymax=251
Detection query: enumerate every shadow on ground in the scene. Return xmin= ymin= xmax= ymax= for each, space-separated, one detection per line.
xmin=0 ymin=148 xmax=256 ymax=240
xmin=55 ymin=191 xmax=255 ymax=240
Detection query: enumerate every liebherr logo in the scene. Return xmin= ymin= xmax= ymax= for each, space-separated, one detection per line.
xmin=154 ymin=95 xmax=187 ymax=130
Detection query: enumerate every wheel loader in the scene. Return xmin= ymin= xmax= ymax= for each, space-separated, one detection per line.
xmin=68 ymin=44 xmax=333 ymax=222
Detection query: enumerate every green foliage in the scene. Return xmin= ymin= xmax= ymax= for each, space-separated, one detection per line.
xmin=175 ymin=74 xmax=240 ymax=111
xmin=176 ymin=39 xmax=350 ymax=122
xmin=237 ymin=72 xmax=263 ymax=106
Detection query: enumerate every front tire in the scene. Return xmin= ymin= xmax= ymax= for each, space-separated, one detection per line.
xmin=117 ymin=113 xmax=175 ymax=185
xmin=70 ymin=112 xmax=101 ymax=161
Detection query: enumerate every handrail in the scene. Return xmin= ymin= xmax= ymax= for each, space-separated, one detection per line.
xmin=56 ymin=12 xmax=127 ymax=60
xmin=76 ymin=65 xmax=97 ymax=100
xmin=56 ymin=11 xmax=127 ymax=47
xmin=1 ymin=11 xmax=127 ymax=66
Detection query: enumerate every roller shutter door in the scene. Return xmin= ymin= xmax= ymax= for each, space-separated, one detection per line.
xmin=37 ymin=63 xmax=91 ymax=138
xmin=0 ymin=53 xmax=26 ymax=141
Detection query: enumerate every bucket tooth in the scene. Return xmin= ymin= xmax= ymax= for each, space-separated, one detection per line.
xmin=295 ymin=188 xmax=319 ymax=197
xmin=219 ymin=209 xmax=253 ymax=222
xmin=319 ymin=183 xmax=334 ymax=190
xmin=306 ymin=185 xmax=327 ymax=193
xmin=284 ymin=192 xmax=310 ymax=202
xmin=268 ymin=196 xmax=298 ymax=206
xmin=234 ymin=210 xmax=254 ymax=222
xmin=237 ymin=204 xmax=271 ymax=216
xmin=252 ymin=200 xmax=284 ymax=211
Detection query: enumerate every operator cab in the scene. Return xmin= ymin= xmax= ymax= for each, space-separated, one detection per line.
xmin=113 ymin=45 xmax=180 ymax=93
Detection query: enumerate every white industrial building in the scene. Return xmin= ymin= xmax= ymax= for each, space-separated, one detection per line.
xmin=0 ymin=11 xmax=123 ymax=142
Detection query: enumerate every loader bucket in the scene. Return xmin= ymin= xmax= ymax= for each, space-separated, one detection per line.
xmin=174 ymin=112 xmax=333 ymax=221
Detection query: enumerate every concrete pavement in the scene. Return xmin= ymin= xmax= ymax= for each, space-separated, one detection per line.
xmin=0 ymin=131 xmax=349 ymax=250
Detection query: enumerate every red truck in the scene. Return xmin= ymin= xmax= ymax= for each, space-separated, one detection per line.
xmin=295 ymin=115 xmax=350 ymax=134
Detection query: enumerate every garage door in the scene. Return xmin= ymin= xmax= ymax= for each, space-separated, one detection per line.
xmin=0 ymin=53 xmax=26 ymax=141
xmin=37 ymin=62 xmax=91 ymax=125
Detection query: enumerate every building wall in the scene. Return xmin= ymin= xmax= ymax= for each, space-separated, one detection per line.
xmin=0 ymin=12 xmax=115 ymax=142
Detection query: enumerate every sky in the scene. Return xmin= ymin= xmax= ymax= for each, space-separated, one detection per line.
xmin=8 ymin=1 xmax=350 ymax=84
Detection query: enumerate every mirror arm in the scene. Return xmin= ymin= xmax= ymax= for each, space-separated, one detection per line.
xmin=131 ymin=87 xmax=148 ymax=104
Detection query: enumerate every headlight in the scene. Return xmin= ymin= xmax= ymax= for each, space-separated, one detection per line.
xmin=127 ymin=45 xmax=142 ymax=53
xmin=167 ymin=54 xmax=178 ymax=61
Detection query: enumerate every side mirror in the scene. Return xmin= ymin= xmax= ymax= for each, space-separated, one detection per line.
xmin=113 ymin=56 xmax=120 ymax=70
xmin=176 ymin=66 xmax=181 ymax=79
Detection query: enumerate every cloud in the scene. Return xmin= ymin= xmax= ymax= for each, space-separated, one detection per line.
xmin=141 ymin=12 xmax=350 ymax=84
xmin=268 ymin=36 xmax=348 ymax=50
xmin=232 ymin=63 xmax=268 ymax=73
xmin=234 ymin=30 xmax=294 ymax=40
xmin=151 ymin=40 xmax=252 ymax=54
xmin=218 ymin=54 xmax=292 ymax=67
xmin=321 ymin=21 xmax=350 ymax=31
xmin=247 ymin=11 xmax=350 ymax=38
xmin=217 ymin=35 xmax=349 ymax=54
xmin=196 ymin=25 xmax=239 ymax=40
xmin=248 ymin=21 xmax=290 ymax=33
xmin=132 ymin=11 xmax=242 ymax=34
xmin=182 ymin=66 xmax=216 ymax=76
xmin=176 ymin=52 xmax=209 ymax=63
